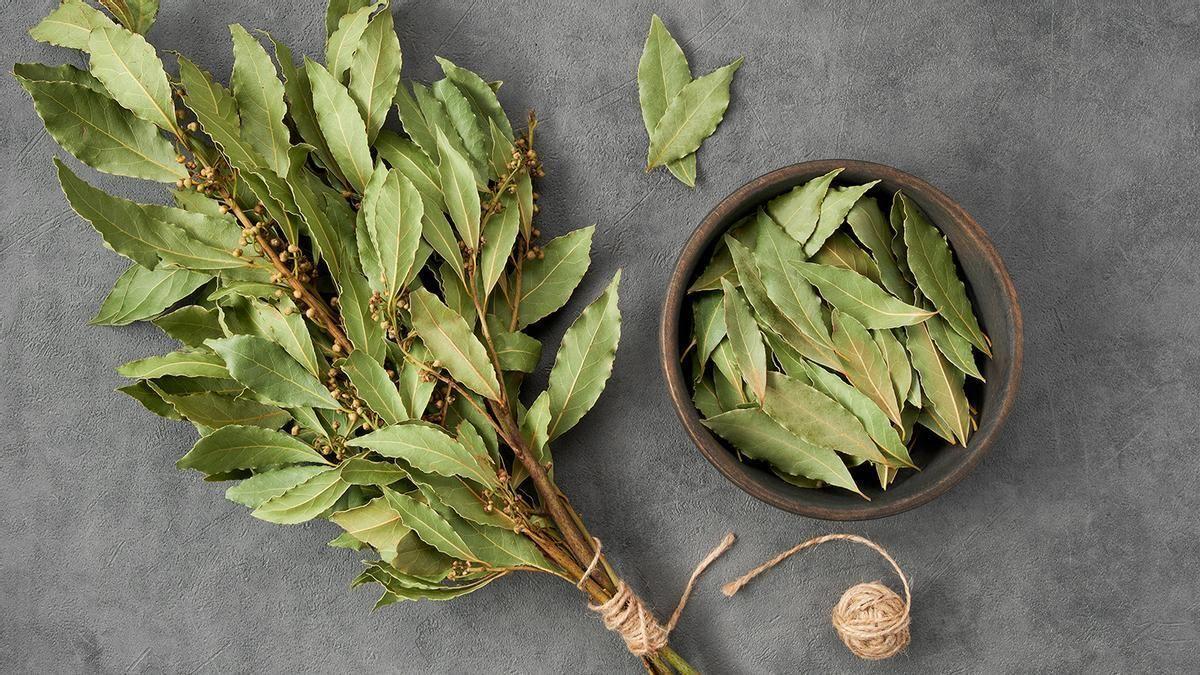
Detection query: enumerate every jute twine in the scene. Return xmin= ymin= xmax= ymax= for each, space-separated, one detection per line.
xmin=578 ymin=532 xmax=911 ymax=661
xmin=722 ymin=533 xmax=912 ymax=660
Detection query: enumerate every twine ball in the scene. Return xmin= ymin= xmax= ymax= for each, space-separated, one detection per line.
xmin=830 ymin=581 xmax=911 ymax=660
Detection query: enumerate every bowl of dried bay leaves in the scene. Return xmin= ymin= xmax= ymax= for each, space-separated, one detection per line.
xmin=661 ymin=160 xmax=1022 ymax=519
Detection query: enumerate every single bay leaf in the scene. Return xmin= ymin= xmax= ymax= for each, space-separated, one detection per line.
xmin=874 ymin=328 xmax=914 ymax=405
xmin=928 ymin=315 xmax=984 ymax=381
xmin=804 ymin=181 xmax=880 ymax=256
xmin=365 ymin=168 xmax=424 ymax=301
xmin=918 ymin=408 xmax=957 ymax=444
xmin=348 ymin=422 xmax=496 ymax=487
xmin=710 ymin=339 xmax=749 ymax=407
xmin=272 ymin=37 xmax=341 ymax=180
xmin=162 ymin=391 xmax=290 ymax=430
xmin=435 ymin=128 xmax=482 ymax=249
xmin=336 ymin=265 xmax=388 ymax=365
xmin=688 ymin=240 xmax=737 ymax=293
xmin=905 ymin=321 xmax=972 ymax=444
xmin=118 ymin=380 xmax=181 ymax=420
xmin=117 ymin=349 xmax=228 ymax=379
xmin=765 ymin=169 xmax=841 ymax=245
xmin=901 ymin=194 xmax=990 ymax=354
xmin=325 ymin=2 xmax=377 ymax=80
xmin=207 ymin=334 xmax=339 ymax=409
xmin=720 ymin=278 xmax=766 ymax=402
xmin=791 ymin=261 xmax=935 ymax=329
xmin=517 ymin=226 xmax=593 ymax=328
xmin=253 ymin=469 xmax=349 ymax=524
xmin=340 ymin=350 xmax=409 ymax=424
xmin=178 ymin=424 xmax=330 ymax=474
xmin=396 ymin=339 xmax=437 ymax=419
xmin=87 ymin=26 xmax=178 ymax=133
xmin=419 ymin=195 xmax=465 ymax=282
xmin=17 ymin=77 xmax=185 ymax=182
xmin=29 ymin=0 xmax=118 ymax=51
xmin=408 ymin=288 xmax=501 ymax=400
xmin=348 ymin=7 xmax=401 ymax=141
xmin=432 ymin=78 xmax=490 ymax=178
xmin=91 ymin=265 xmax=209 ymax=326
xmin=445 ymin=511 xmax=555 ymax=571
xmin=847 ymin=196 xmax=912 ymax=302
xmin=646 ymin=58 xmax=743 ymax=169
xmin=394 ymin=81 xmax=438 ymax=162
xmin=546 ymin=271 xmax=622 ymax=440
xmin=306 ymin=58 xmax=374 ymax=192
xmin=325 ymin=0 xmax=375 ymax=36
xmin=479 ymin=196 xmax=520 ymax=299
xmin=14 ymin=62 xmax=105 ymax=92
xmin=229 ymin=24 xmax=291 ymax=176
xmin=489 ymin=322 xmax=542 ymax=374
xmin=703 ymin=406 xmax=861 ymax=496
xmin=225 ymin=465 xmax=331 ymax=508
xmin=831 ymin=311 xmax=903 ymax=426
xmin=177 ymin=55 xmax=266 ymax=173
xmin=691 ymin=291 xmax=726 ymax=367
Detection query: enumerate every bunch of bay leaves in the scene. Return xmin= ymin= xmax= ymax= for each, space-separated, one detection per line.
xmin=687 ymin=170 xmax=990 ymax=495
xmin=17 ymin=4 xmax=701 ymax=669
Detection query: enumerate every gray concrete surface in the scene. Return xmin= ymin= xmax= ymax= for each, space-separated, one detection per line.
xmin=3 ymin=0 xmax=1198 ymax=672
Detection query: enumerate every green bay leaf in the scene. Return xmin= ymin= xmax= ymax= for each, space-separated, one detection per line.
xmin=831 ymin=311 xmax=902 ymax=426
xmin=87 ymin=26 xmax=177 ymax=133
xmin=348 ymin=422 xmax=496 ymax=486
xmin=720 ymin=278 xmax=765 ymax=402
xmin=646 ymin=58 xmax=742 ymax=169
xmin=791 ymin=261 xmax=935 ymax=329
xmin=408 ymin=288 xmax=501 ymax=400
xmin=92 ymin=265 xmax=209 ymax=326
xmin=546 ymin=272 xmax=622 ymax=440
xmin=517 ymin=226 xmax=593 ymax=328
xmin=207 ymin=334 xmax=339 ymax=409
xmin=178 ymin=424 xmax=330 ymax=474
xmin=340 ymin=350 xmax=409 ymax=425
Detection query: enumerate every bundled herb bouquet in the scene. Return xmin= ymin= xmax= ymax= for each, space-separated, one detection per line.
xmin=19 ymin=1 xmax=696 ymax=671
xmin=687 ymin=170 xmax=990 ymax=495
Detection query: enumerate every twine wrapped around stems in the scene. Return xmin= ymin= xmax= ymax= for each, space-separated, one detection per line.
xmin=579 ymin=532 xmax=911 ymax=661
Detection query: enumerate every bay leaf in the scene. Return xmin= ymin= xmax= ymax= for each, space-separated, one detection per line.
xmin=406 ymin=466 xmax=515 ymax=530
xmin=348 ymin=7 xmax=401 ymax=141
xmin=117 ymin=349 xmax=228 ymax=379
xmin=846 ymin=196 xmax=912 ymax=301
xmin=516 ymin=226 xmax=593 ymax=328
xmin=177 ymin=55 xmax=266 ymax=173
xmin=749 ymin=223 xmax=840 ymax=362
xmin=375 ymin=131 xmax=444 ymax=210
xmin=419 ymin=195 xmax=465 ymax=282
xmin=340 ymin=350 xmax=409 ymax=425
xmin=271 ymin=37 xmax=341 ymax=180
xmin=905 ymin=321 xmax=971 ymax=444
xmin=225 ymin=465 xmax=331 ymax=508
xmin=791 ymin=261 xmax=935 ymax=329
xmin=207 ymin=334 xmax=339 ymax=409
xmin=804 ymin=181 xmax=880 ymax=256
xmin=444 ymin=510 xmax=555 ymax=572
xmin=408 ymin=288 xmax=501 ymax=400
xmin=336 ymin=265 xmax=388 ymax=365
xmin=688 ymin=240 xmax=737 ymax=293
xmin=29 ymin=0 xmax=118 ymax=51
xmin=96 ymin=0 xmax=158 ymax=34
xmin=489 ymin=322 xmax=542 ymax=374
xmin=435 ymin=127 xmax=482 ymax=249
xmin=901 ymin=194 xmax=990 ymax=354
xmin=437 ymin=57 xmax=513 ymax=143
xmin=17 ymin=76 xmax=185 ymax=182
xmin=710 ymin=339 xmax=749 ymax=407
xmin=253 ymin=469 xmax=349 ymax=524
xmin=874 ymin=328 xmax=914 ymax=405
xmin=306 ymin=58 xmax=374 ymax=192
xmin=364 ymin=168 xmax=424 ymax=300
xmin=396 ymin=339 xmax=436 ymax=419
xmin=91 ymin=264 xmax=208 ymax=326
xmin=394 ymin=81 xmax=438 ymax=162
xmin=691 ymin=291 xmax=726 ymax=367
xmin=161 ymin=391 xmax=291 ymax=430
xmin=646 ymin=58 xmax=743 ymax=169
xmin=340 ymin=456 xmax=409 ymax=486
xmin=432 ymin=78 xmax=490 ymax=178
xmin=703 ymin=406 xmax=860 ymax=496
xmin=831 ymin=310 xmax=902 ymax=426
xmin=765 ymin=169 xmax=841 ymax=245
xmin=87 ymin=26 xmax=177 ymax=133
xmin=325 ymin=2 xmax=377 ymax=80
xmin=229 ymin=24 xmax=290 ymax=176
xmin=348 ymin=422 xmax=496 ymax=487
xmin=637 ymin=15 xmax=698 ymax=187
xmin=177 ymin=424 xmax=331 ymax=474
xmin=14 ymin=62 xmax=105 ymax=92
xmin=720 ymin=278 xmax=765 ymax=402
xmin=546 ymin=271 xmax=622 ymax=440
xmin=478 ymin=195 xmax=520 ymax=299
xmin=118 ymin=380 xmax=181 ymax=420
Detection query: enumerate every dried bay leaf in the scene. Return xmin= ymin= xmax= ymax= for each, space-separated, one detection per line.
xmin=432 ymin=78 xmax=490 ymax=179
xmin=408 ymin=288 xmax=501 ymax=401
xmin=307 ymin=58 xmax=374 ymax=191
xmin=812 ymin=232 xmax=881 ymax=284
xmin=802 ymin=363 xmax=913 ymax=468
xmin=253 ymin=469 xmax=350 ymax=524
xmin=691 ymin=291 xmax=727 ymax=368
xmin=905 ymin=321 xmax=971 ymax=444
xmin=348 ymin=422 xmax=496 ymax=487
xmin=516 ymin=226 xmax=593 ymax=328
xmin=646 ymin=58 xmax=743 ymax=169
xmin=97 ymin=0 xmax=158 ymax=34
xmin=153 ymin=306 xmax=224 ymax=347
xmin=363 ymin=167 xmax=424 ymax=301
xmin=847 ymin=196 xmax=912 ymax=302
xmin=177 ymin=424 xmax=331 ymax=474
xmin=928 ymin=315 xmax=985 ymax=381
xmin=91 ymin=265 xmax=209 ymax=326
xmin=761 ymin=372 xmax=886 ymax=468
xmin=207 ymin=334 xmax=340 ymax=409
xmin=750 ymin=223 xmax=839 ymax=361
xmin=87 ymin=26 xmax=177 ymax=133
xmin=330 ymin=496 xmax=411 ymax=554
xmin=901 ymin=194 xmax=990 ymax=354
xmin=791 ymin=261 xmax=935 ymax=329
xmin=375 ymin=131 xmax=444 ymax=210
xmin=348 ymin=8 xmax=401 ymax=141
xmin=340 ymin=350 xmax=409 ymax=425
xmin=117 ymin=349 xmax=229 ymax=379
xmin=435 ymin=128 xmax=482 ymax=249
xmin=382 ymin=487 xmax=478 ymax=562
xmin=873 ymin=328 xmax=913 ymax=406
xmin=546 ymin=272 xmax=622 ymax=440
xmin=720 ymin=278 xmax=766 ymax=402
xmin=831 ymin=311 xmax=902 ymax=426
xmin=637 ymin=15 xmax=698 ymax=186
xmin=325 ymin=1 xmax=379 ymax=80
xmin=29 ymin=0 xmax=118 ymax=51
xmin=765 ymin=169 xmax=840 ymax=245
xmin=229 ymin=24 xmax=291 ymax=176
xmin=703 ymin=406 xmax=861 ymax=496
xmin=160 ymin=391 xmax=291 ymax=431
xmin=226 ymin=465 xmax=332 ymax=508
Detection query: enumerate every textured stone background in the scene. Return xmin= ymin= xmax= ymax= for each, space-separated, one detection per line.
xmin=4 ymin=0 xmax=1199 ymax=672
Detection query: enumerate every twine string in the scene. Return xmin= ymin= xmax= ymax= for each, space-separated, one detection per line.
xmin=580 ymin=532 xmax=911 ymax=661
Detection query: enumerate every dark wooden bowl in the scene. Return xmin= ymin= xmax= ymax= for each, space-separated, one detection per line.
xmin=660 ymin=160 xmax=1023 ymax=520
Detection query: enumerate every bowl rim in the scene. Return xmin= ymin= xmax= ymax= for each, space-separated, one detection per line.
xmin=659 ymin=159 xmax=1024 ymax=520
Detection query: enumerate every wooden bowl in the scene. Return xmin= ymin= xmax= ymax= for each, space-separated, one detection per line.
xmin=660 ymin=160 xmax=1023 ymax=520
